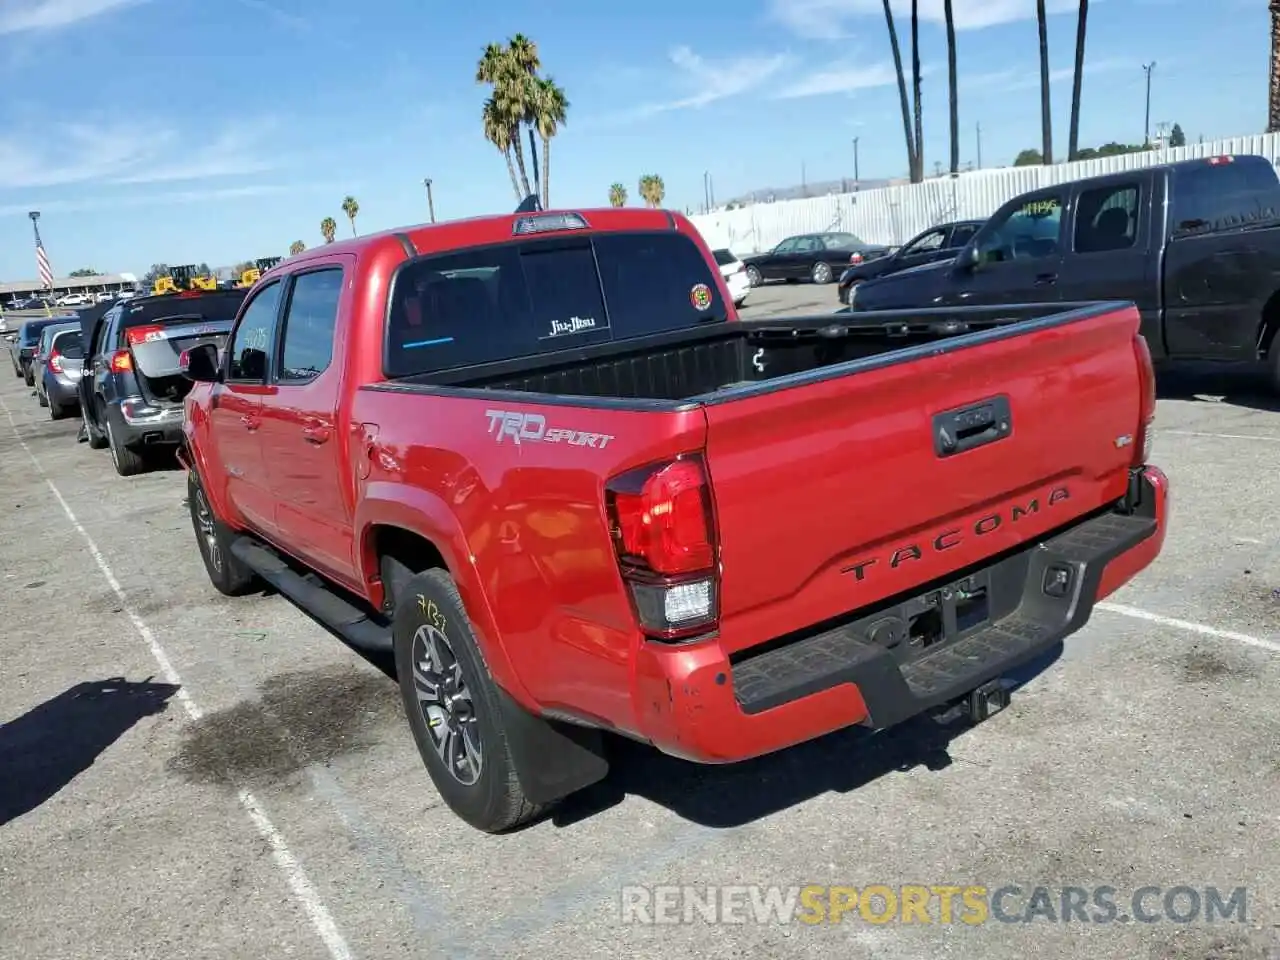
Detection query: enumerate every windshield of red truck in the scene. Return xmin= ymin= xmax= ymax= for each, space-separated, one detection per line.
xmin=383 ymin=231 xmax=726 ymax=377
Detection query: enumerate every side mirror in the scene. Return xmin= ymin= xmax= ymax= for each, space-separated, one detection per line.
xmin=180 ymin=342 xmax=221 ymax=383
xmin=955 ymin=245 xmax=979 ymax=271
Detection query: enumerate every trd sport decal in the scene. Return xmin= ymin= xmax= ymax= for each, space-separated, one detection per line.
xmin=690 ymin=283 xmax=713 ymax=311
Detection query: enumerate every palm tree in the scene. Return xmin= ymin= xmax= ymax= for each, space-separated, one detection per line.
xmin=911 ymin=0 xmax=924 ymax=181
xmin=477 ymin=37 xmax=540 ymax=199
xmin=530 ymin=75 xmax=568 ymax=208
xmin=289 ymin=240 xmax=306 ymax=256
xmin=609 ymin=182 xmax=627 ymax=207
xmin=882 ymin=0 xmax=918 ymax=181
xmin=638 ymin=174 xmax=665 ymax=208
xmin=320 ymin=217 xmax=337 ymax=244
xmin=1067 ymin=0 xmax=1088 ymax=158
xmin=944 ymin=0 xmax=959 ymax=175
xmin=341 ymin=196 xmax=359 ymax=237
xmin=1269 ymin=0 xmax=1280 ymax=132
xmin=483 ymin=97 xmax=523 ymax=199
xmin=1036 ymin=0 xmax=1054 ymax=164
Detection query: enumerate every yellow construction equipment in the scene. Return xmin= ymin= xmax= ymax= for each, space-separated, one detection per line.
xmin=235 ymin=257 xmax=283 ymax=289
xmin=152 ymin=264 xmax=218 ymax=295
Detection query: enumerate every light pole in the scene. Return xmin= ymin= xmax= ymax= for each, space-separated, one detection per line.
xmin=423 ymin=179 xmax=436 ymax=223
xmin=1142 ymin=62 xmax=1156 ymax=146
xmin=853 ymin=137 xmax=860 ymax=188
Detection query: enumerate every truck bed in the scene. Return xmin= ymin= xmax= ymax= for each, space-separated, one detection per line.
xmin=380 ymin=303 xmax=1104 ymax=406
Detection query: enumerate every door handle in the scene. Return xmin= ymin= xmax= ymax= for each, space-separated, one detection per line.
xmin=1034 ymin=273 xmax=1058 ymax=285
xmin=302 ymin=424 xmax=331 ymax=444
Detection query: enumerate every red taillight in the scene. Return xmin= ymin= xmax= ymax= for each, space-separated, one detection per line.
xmin=1133 ymin=334 xmax=1156 ymax=466
xmin=1207 ymin=155 xmax=1234 ymax=165
xmin=606 ymin=455 xmax=718 ymax=640
xmin=849 ymin=252 xmax=864 ymax=264
xmin=126 ymin=324 xmax=165 ymax=346
xmin=48 ymin=350 xmax=62 ymax=373
xmin=110 ymin=349 xmax=133 ymax=373
xmin=178 ymin=349 xmax=190 ymax=369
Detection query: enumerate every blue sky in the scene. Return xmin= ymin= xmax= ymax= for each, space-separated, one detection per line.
xmin=0 ymin=0 xmax=1267 ymax=280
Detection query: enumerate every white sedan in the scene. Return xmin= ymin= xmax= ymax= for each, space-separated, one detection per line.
xmin=712 ymin=248 xmax=750 ymax=308
xmin=54 ymin=292 xmax=91 ymax=307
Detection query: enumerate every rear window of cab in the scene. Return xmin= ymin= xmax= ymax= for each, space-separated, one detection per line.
xmin=383 ymin=231 xmax=725 ymax=378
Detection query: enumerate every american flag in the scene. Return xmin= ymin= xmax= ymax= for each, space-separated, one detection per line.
xmin=35 ymin=238 xmax=53 ymax=290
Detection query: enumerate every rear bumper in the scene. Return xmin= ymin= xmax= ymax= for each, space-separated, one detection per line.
xmin=632 ymin=465 xmax=1169 ymax=763
xmin=109 ymin=397 xmax=184 ymax=446
xmin=43 ymin=374 xmax=80 ymax=405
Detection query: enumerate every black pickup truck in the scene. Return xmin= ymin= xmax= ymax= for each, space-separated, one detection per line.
xmin=848 ymin=154 xmax=1280 ymax=388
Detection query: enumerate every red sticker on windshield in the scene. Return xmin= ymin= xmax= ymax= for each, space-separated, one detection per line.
xmin=690 ymin=283 xmax=712 ymax=311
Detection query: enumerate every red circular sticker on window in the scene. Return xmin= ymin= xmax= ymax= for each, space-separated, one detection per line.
xmin=690 ymin=283 xmax=713 ymax=311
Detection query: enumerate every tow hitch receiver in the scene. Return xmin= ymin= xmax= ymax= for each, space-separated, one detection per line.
xmin=966 ymin=679 xmax=1009 ymax=723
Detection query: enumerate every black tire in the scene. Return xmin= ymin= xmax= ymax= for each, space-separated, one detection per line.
xmin=811 ymin=261 xmax=833 ymax=284
xmin=48 ymin=395 xmax=68 ymax=420
xmin=1269 ymin=342 xmax=1280 ymax=395
xmin=187 ymin=471 xmax=256 ymax=595
xmin=393 ymin=568 xmax=547 ymax=833
xmin=36 ymin=386 xmax=47 ymax=408
xmin=12 ymin=361 xmax=21 ymax=379
xmin=23 ymin=366 xmax=33 ymax=387
xmin=87 ymin=398 xmax=109 ymax=449
xmin=745 ymin=265 xmax=762 ymax=287
xmin=106 ymin=415 xmax=148 ymax=476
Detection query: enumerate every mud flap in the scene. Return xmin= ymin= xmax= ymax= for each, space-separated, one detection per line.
xmin=495 ymin=686 xmax=610 ymax=805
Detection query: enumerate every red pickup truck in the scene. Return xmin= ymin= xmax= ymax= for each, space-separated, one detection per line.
xmin=178 ymin=206 xmax=1169 ymax=833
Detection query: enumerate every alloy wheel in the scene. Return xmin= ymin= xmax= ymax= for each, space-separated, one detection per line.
xmin=411 ymin=623 xmax=482 ymax=786
xmin=193 ymin=488 xmax=223 ymax=573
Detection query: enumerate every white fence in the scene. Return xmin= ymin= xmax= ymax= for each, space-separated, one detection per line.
xmin=689 ymin=132 xmax=1280 ymax=255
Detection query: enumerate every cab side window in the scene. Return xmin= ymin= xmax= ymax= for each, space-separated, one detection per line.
xmin=974 ymin=193 xmax=1065 ymax=264
xmin=903 ymin=228 xmax=946 ymax=256
xmin=227 ymin=281 xmax=283 ymax=382
xmin=1074 ymin=183 xmax=1141 ymax=254
xmin=278 ymin=269 xmax=342 ymax=382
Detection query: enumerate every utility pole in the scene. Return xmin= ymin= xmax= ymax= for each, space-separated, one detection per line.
xmin=708 ymin=173 xmax=715 ymax=209
xmin=422 ymin=178 xmax=436 ymax=223
xmin=853 ymin=137 xmax=860 ymax=188
xmin=703 ymin=171 xmax=710 ymax=213
xmin=975 ymin=122 xmax=983 ymax=169
xmin=1142 ymin=62 xmax=1156 ymax=146
xmin=801 ymin=160 xmax=807 ymax=196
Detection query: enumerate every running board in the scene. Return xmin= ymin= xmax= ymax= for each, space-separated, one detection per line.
xmin=229 ymin=537 xmax=393 ymax=653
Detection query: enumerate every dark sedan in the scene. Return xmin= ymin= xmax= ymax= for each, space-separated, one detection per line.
xmin=836 ymin=219 xmax=984 ymax=304
xmin=8 ymin=316 xmax=77 ymax=386
xmin=743 ymin=231 xmax=891 ymax=287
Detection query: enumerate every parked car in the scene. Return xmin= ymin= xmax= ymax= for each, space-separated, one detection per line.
xmin=847 ymin=154 xmax=1280 ymax=388
xmin=78 ymin=288 xmax=247 ymax=475
xmin=177 ymin=205 xmax=1167 ymax=834
xmin=742 ymin=231 xmax=892 ymax=287
xmin=55 ymin=292 xmax=91 ymax=307
xmin=10 ymin=316 xmax=73 ymax=385
xmin=35 ymin=325 xmax=85 ymax=419
xmin=711 ymin=248 xmax=750 ymax=306
xmin=30 ymin=319 xmax=79 ymax=404
xmin=836 ymin=220 xmax=984 ymax=304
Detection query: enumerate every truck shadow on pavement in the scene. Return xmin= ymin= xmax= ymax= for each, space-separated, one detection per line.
xmin=0 ymin=677 xmax=179 ymax=827
xmin=554 ymin=643 xmax=1065 ymax=830
xmin=1156 ymin=362 xmax=1280 ymax=412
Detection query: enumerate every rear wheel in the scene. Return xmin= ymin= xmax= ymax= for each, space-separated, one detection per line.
xmin=1268 ymin=340 xmax=1280 ymax=395
xmin=87 ymin=398 xmax=109 ymax=449
xmin=394 ymin=568 xmax=547 ymax=833
xmin=106 ymin=415 xmax=147 ymax=477
xmin=23 ymin=366 xmax=33 ymax=387
xmin=811 ymin=261 xmax=833 ymax=284
xmin=48 ymin=395 xmax=69 ymax=420
xmin=188 ymin=471 xmax=256 ymax=595
xmin=36 ymin=385 xmax=47 ymax=407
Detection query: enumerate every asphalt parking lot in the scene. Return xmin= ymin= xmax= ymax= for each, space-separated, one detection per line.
xmin=3 ymin=284 xmax=1280 ymax=960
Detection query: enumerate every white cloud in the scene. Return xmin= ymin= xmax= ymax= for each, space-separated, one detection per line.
xmin=773 ymin=60 xmax=933 ymax=99
xmin=0 ymin=119 xmax=283 ymax=189
xmin=629 ymin=45 xmax=792 ymax=116
xmin=0 ymin=182 xmax=337 ymax=217
xmin=770 ymin=0 xmax=1082 ymax=39
xmin=964 ymin=56 xmax=1135 ymax=94
xmin=0 ymin=0 xmax=151 ymax=35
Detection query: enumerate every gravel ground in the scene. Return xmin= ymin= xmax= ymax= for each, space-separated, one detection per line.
xmin=2 ymin=285 xmax=1279 ymax=960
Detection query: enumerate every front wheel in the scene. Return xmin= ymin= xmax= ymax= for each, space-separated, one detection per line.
xmin=745 ymin=265 xmax=762 ymax=287
xmin=394 ymin=568 xmax=547 ymax=833
xmin=188 ymin=471 xmax=256 ymax=595
xmin=811 ymin=261 xmax=833 ymax=284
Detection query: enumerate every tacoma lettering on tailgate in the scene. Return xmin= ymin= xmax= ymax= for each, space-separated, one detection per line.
xmin=842 ymin=486 xmax=1072 ymax=582
xmin=485 ymin=409 xmax=616 ymax=449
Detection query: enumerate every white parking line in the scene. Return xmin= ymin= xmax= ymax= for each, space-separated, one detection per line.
xmin=1163 ymin=429 xmax=1280 ymax=443
xmin=0 ymin=396 xmax=355 ymax=960
xmin=1098 ymin=601 xmax=1280 ymax=654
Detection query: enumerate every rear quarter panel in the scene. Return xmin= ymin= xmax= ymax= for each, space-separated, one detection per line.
xmin=352 ymin=388 xmax=707 ymax=731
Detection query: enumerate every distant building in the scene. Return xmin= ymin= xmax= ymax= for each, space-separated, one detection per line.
xmin=1 ymin=272 xmax=138 ymax=301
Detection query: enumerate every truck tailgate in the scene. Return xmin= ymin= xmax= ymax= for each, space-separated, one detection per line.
xmin=702 ymin=304 xmax=1143 ymax=654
